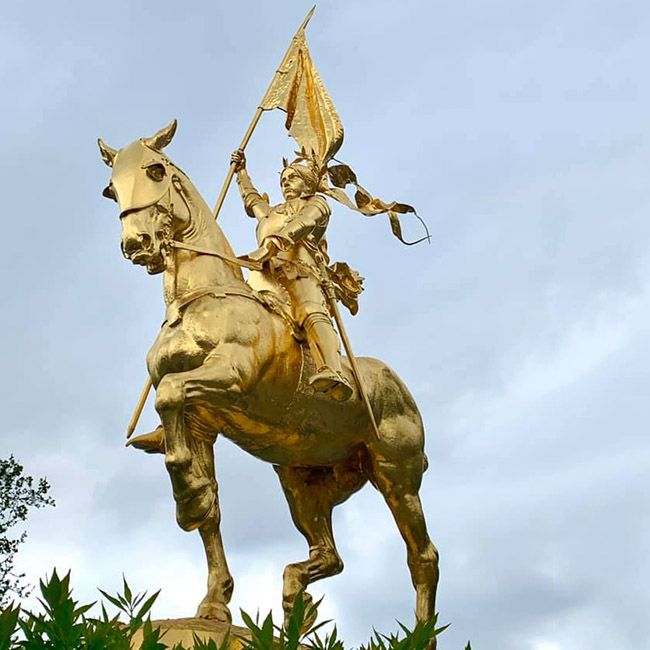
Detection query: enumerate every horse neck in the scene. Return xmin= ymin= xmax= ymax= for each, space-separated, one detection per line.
xmin=163 ymin=175 xmax=245 ymax=305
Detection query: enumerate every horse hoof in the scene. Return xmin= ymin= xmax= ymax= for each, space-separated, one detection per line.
xmin=196 ymin=599 xmax=232 ymax=625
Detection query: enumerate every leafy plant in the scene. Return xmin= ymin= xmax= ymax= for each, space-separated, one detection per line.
xmin=173 ymin=634 xmax=228 ymax=650
xmin=18 ymin=569 xmax=94 ymax=648
xmin=0 ymin=605 xmax=20 ymax=650
xmin=0 ymin=571 xmax=469 ymax=649
xmin=357 ymin=615 xmax=448 ymax=650
xmin=99 ymin=575 xmax=160 ymax=639
xmin=0 ymin=570 xmax=162 ymax=650
xmin=237 ymin=592 xmax=330 ymax=650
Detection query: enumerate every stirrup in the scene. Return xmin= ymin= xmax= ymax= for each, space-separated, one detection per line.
xmin=309 ymin=367 xmax=353 ymax=402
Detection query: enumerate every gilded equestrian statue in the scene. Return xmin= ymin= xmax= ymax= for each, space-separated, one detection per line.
xmin=98 ymin=119 xmax=439 ymax=630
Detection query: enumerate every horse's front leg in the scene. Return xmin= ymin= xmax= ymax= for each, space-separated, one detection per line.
xmin=154 ymin=351 xmax=250 ymax=622
xmin=196 ymin=487 xmax=233 ymax=621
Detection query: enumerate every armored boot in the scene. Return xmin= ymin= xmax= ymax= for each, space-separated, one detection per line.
xmin=303 ymin=312 xmax=353 ymax=401
xmin=127 ymin=424 xmax=166 ymax=454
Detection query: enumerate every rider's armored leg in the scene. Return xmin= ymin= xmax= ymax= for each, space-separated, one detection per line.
xmin=285 ymin=276 xmax=353 ymax=401
xmin=303 ymin=311 xmax=353 ymax=402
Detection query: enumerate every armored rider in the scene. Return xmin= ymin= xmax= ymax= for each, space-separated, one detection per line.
xmin=231 ymin=149 xmax=353 ymax=402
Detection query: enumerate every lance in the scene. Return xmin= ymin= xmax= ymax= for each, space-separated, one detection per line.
xmin=126 ymin=6 xmax=317 ymax=438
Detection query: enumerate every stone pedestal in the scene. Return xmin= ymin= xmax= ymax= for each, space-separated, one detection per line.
xmin=131 ymin=618 xmax=250 ymax=648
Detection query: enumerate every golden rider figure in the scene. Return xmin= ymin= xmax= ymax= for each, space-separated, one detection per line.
xmin=231 ymin=149 xmax=353 ymax=402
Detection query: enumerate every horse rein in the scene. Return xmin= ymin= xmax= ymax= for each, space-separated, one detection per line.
xmin=167 ymin=240 xmax=263 ymax=272
xmin=161 ymin=174 xmax=263 ymax=272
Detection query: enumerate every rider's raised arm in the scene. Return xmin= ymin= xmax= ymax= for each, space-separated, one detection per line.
xmin=269 ymin=195 xmax=330 ymax=251
xmin=231 ymin=149 xmax=270 ymax=219
xmin=236 ymin=169 xmax=270 ymax=219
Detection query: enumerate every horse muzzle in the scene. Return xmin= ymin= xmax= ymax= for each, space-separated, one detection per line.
xmin=121 ymin=232 xmax=151 ymax=258
xmin=121 ymin=236 xmax=164 ymax=274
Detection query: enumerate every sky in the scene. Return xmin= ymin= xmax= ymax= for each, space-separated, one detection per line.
xmin=1 ymin=0 xmax=650 ymax=648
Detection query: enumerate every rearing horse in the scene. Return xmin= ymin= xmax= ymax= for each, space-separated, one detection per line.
xmin=98 ymin=120 xmax=439 ymax=629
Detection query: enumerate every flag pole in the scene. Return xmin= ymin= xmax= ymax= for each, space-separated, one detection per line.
xmin=126 ymin=6 xmax=317 ymax=438
xmin=126 ymin=377 xmax=153 ymax=439
xmin=211 ymin=5 xmax=316 ymax=219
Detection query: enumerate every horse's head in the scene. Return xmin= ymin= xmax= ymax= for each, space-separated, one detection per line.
xmin=98 ymin=119 xmax=192 ymax=274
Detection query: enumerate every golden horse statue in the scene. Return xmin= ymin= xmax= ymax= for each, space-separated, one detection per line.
xmin=98 ymin=120 xmax=439 ymax=629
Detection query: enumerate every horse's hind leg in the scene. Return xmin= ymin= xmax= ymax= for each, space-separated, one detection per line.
xmin=276 ymin=462 xmax=366 ymax=626
xmin=368 ymin=417 xmax=439 ymax=627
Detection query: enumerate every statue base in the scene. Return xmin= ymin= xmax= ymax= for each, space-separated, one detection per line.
xmin=131 ymin=617 xmax=249 ymax=648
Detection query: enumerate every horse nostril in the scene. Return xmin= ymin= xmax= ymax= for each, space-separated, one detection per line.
xmin=122 ymin=237 xmax=143 ymax=258
xmin=140 ymin=234 xmax=152 ymax=250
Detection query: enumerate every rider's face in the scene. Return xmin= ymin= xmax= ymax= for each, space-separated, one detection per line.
xmin=280 ymin=168 xmax=309 ymax=200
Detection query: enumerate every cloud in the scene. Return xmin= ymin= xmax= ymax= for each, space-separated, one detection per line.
xmin=3 ymin=1 xmax=650 ymax=649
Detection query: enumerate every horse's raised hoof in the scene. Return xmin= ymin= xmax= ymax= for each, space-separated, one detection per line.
xmin=196 ymin=598 xmax=232 ymax=625
xmin=126 ymin=425 xmax=166 ymax=454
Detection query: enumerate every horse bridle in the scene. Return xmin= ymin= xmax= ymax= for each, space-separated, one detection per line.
xmin=155 ymin=174 xmax=263 ymax=273
xmin=167 ymin=240 xmax=262 ymax=271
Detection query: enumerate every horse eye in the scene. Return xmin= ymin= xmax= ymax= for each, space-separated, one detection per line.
xmin=102 ymin=184 xmax=117 ymax=202
xmin=146 ymin=163 xmax=166 ymax=182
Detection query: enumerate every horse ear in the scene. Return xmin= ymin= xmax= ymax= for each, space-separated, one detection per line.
xmin=97 ymin=138 xmax=117 ymax=167
xmin=143 ymin=118 xmax=178 ymax=151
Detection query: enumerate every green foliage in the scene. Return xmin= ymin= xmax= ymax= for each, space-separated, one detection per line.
xmin=237 ymin=592 xmax=331 ymax=650
xmin=98 ymin=575 xmax=160 ymax=638
xmin=172 ymin=632 xmax=228 ymax=650
xmin=0 ymin=571 xmax=469 ymax=649
xmin=0 ymin=570 xmax=161 ymax=650
xmin=0 ymin=456 xmax=55 ymax=606
xmin=0 ymin=605 xmax=20 ymax=650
